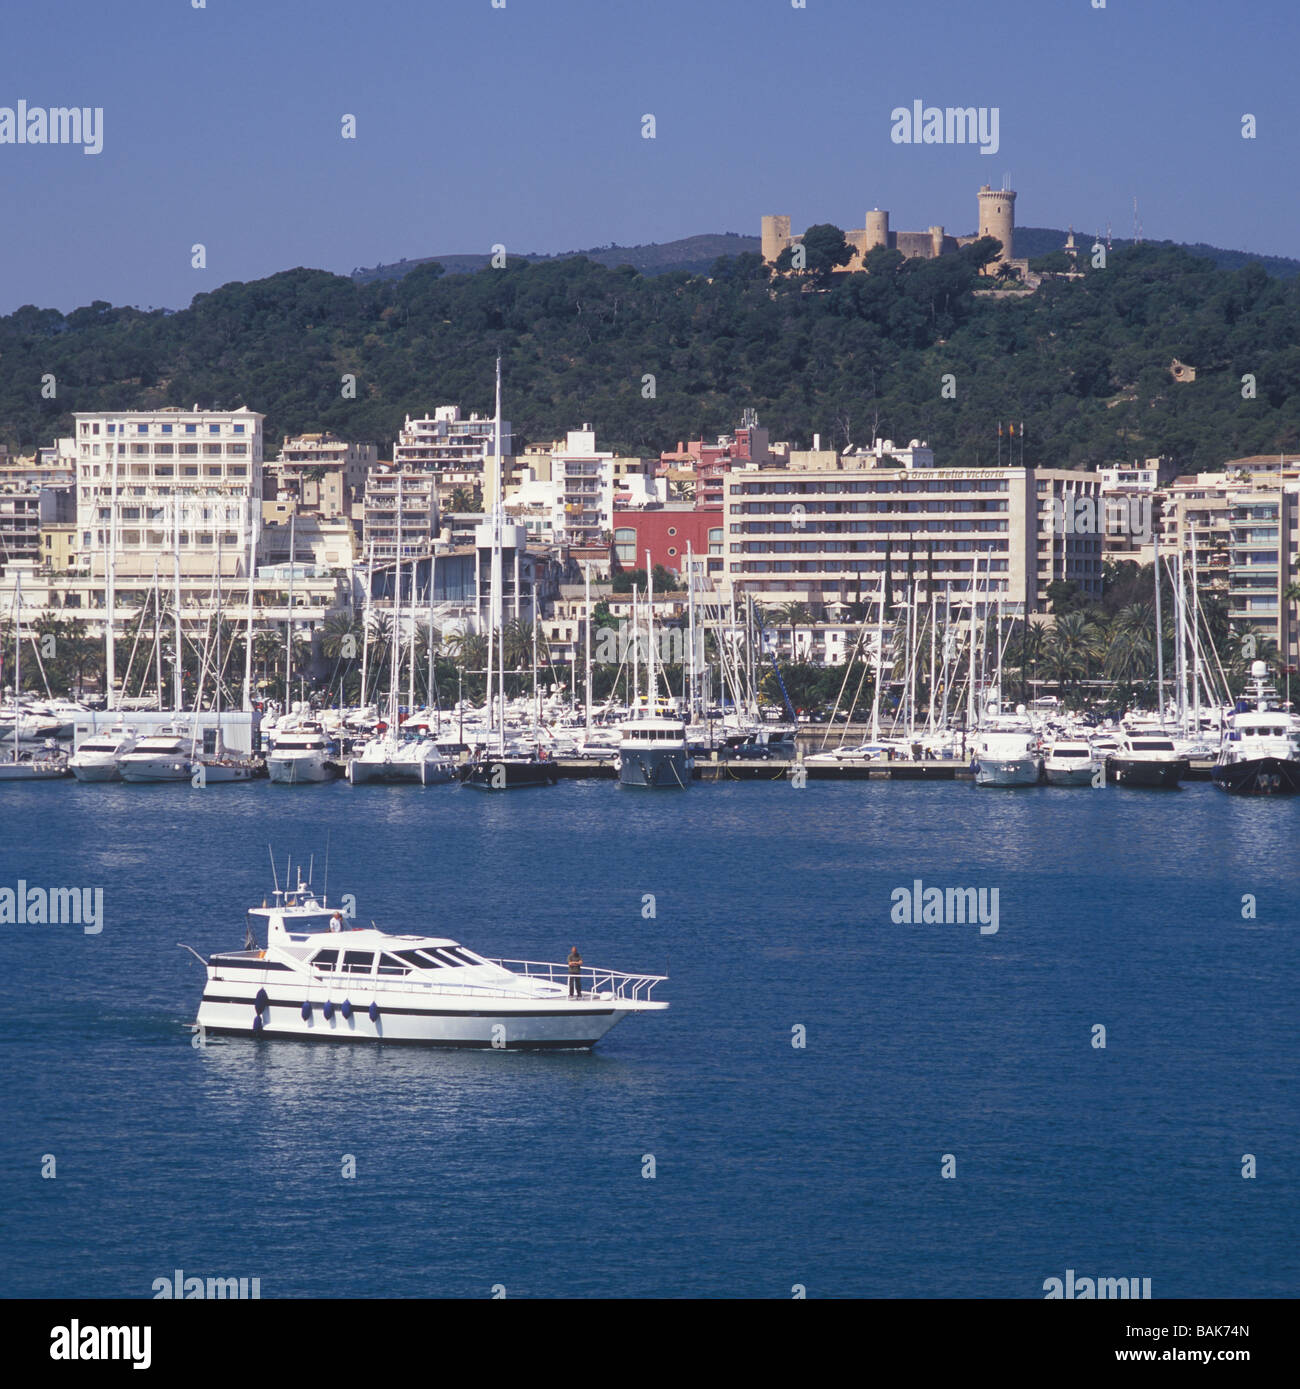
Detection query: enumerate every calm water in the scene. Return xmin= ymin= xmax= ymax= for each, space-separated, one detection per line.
xmin=2 ymin=778 xmax=1296 ymax=1298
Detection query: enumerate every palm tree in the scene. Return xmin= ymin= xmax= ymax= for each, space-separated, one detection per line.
xmin=1043 ymin=611 xmax=1102 ymax=701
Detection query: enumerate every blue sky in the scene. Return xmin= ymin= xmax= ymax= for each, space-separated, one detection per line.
xmin=1 ymin=0 xmax=1296 ymax=314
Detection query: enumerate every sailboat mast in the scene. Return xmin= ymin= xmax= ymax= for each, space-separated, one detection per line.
xmin=869 ymin=569 xmax=885 ymax=743
xmin=1153 ymin=528 xmax=1165 ymax=722
xmin=686 ymin=543 xmax=696 ymax=721
xmin=361 ymin=540 xmax=373 ymax=708
xmin=285 ymin=512 xmax=295 ymax=707
xmin=646 ymin=551 xmax=657 ymax=711
xmin=172 ymin=497 xmax=183 ymax=712
xmin=392 ymin=473 xmax=403 ymax=731
xmin=492 ymin=354 xmax=505 ymax=759
xmin=152 ymin=563 xmax=163 ymax=709
xmin=584 ymin=566 xmax=592 ymax=733
xmin=243 ymin=495 xmax=256 ymax=712
xmin=428 ymin=549 xmax=438 ymax=730
xmin=12 ymin=574 xmax=21 ymax=762
xmin=631 ymin=585 xmax=640 ymax=713
xmin=105 ymin=422 xmax=120 ymax=710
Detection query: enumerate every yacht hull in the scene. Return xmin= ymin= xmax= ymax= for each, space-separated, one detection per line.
xmin=268 ymin=753 xmax=335 ymax=784
xmin=349 ymin=758 xmax=455 ymax=785
xmin=1108 ymin=757 xmax=1187 ymax=788
xmin=0 ymin=762 xmax=69 ymax=781
xmin=70 ymin=760 xmax=122 ymax=783
xmin=974 ymin=757 xmax=1041 ymax=787
xmin=119 ymin=757 xmax=191 ymax=783
xmin=460 ymin=757 xmax=558 ymax=789
xmin=195 ymin=761 xmax=257 ymax=783
xmin=196 ymin=985 xmax=631 ymax=1049
xmin=618 ymin=747 xmax=693 ymax=788
xmin=1210 ymin=757 xmax=1300 ymax=796
xmin=1044 ymin=764 xmax=1097 ymax=787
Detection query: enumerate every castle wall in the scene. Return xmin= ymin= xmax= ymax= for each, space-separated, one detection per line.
xmin=761 ymin=186 xmax=1016 ymax=271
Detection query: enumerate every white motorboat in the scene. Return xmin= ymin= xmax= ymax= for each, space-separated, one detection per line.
xmin=1043 ymin=739 xmax=1100 ymax=787
xmin=187 ymin=877 xmax=668 ymax=1049
xmin=1211 ymin=661 xmax=1300 ymax=796
xmin=618 ymin=717 xmax=694 ymax=788
xmin=69 ymin=728 xmax=138 ymax=782
xmin=0 ymin=704 xmax=62 ymax=740
xmin=267 ymin=722 xmax=338 ymax=784
xmin=972 ymin=705 xmax=1042 ymax=787
xmin=117 ymin=729 xmax=191 ymax=783
xmin=1107 ymin=732 xmax=1188 ymax=789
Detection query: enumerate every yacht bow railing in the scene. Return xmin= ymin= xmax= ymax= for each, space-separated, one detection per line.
xmin=487 ymin=959 xmax=667 ymax=1003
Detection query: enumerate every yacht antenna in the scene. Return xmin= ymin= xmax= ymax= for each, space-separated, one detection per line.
xmin=268 ymin=844 xmax=280 ymax=894
xmin=308 ymin=853 xmax=315 ymax=889
xmin=323 ymin=830 xmax=331 ymax=905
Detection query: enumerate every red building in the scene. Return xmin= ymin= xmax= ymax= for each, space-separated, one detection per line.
xmin=612 ymin=507 xmax=724 ymax=578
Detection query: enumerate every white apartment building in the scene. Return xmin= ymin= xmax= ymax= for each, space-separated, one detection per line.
xmin=73 ymin=407 xmax=263 ymax=578
xmin=723 ymin=458 xmax=1102 ymax=615
xmin=393 ymin=405 xmax=509 ymax=471
xmin=270 ymin=432 xmax=376 ymax=518
xmin=362 ymin=469 xmax=438 ymax=562
xmin=552 ymin=426 xmax=614 ymax=548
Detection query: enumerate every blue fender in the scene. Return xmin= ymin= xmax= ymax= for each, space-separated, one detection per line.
xmin=323 ymin=1000 xmax=334 ymax=1021
xmin=301 ymin=999 xmax=312 ymax=1021
xmin=368 ymin=1001 xmax=380 ymax=1023
xmin=341 ymin=1000 xmax=353 ymax=1020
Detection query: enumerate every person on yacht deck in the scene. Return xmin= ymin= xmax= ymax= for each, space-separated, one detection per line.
xmin=568 ymin=946 xmax=583 ymax=998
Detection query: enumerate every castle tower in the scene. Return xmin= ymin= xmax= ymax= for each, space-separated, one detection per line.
xmin=977 ymin=184 xmax=1016 ymax=263
xmin=761 ymin=214 xmax=792 ymax=265
xmin=929 ymin=225 xmax=945 ymax=259
xmin=864 ymin=208 xmax=890 ymax=253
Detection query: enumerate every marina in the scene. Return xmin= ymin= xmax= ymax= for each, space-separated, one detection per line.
xmin=2 ymin=772 xmax=1294 ymax=1300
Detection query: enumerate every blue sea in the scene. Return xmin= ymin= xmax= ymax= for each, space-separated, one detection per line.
xmin=2 ymin=778 xmax=1296 ymax=1299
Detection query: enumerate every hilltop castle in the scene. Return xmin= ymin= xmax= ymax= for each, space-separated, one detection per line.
xmin=761 ymin=184 xmax=1020 ymax=273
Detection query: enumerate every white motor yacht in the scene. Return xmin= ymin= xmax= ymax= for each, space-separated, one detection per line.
xmin=1107 ymin=732 xmax=1188 ymax=788
xmin=69 ymin=728 xmax=138 ymax=782
xmin=117 ymin=729 xmax=192 ymax=783
xmin=972 ymin=705 xmax=1042 ymax=787
xmin=268 ymin=723 xmax=338 ymax=784
xmin=187 ymin=877 xmax=668 ymax=1049
xmin=1043 ymin=739 xmax=1100 ymax=787
xmin=1211 ymin=661 xmax=1300 ymax=796
xmin=618 ymin=716 xmax=694 ymax=788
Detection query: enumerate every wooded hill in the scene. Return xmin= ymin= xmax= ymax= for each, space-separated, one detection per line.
xmin=3 ymin=237 xmax=1298 ymax=472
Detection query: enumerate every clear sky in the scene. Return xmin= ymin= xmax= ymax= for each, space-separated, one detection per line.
xmin=1 ymin=0 xmax=1296 ymax=314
